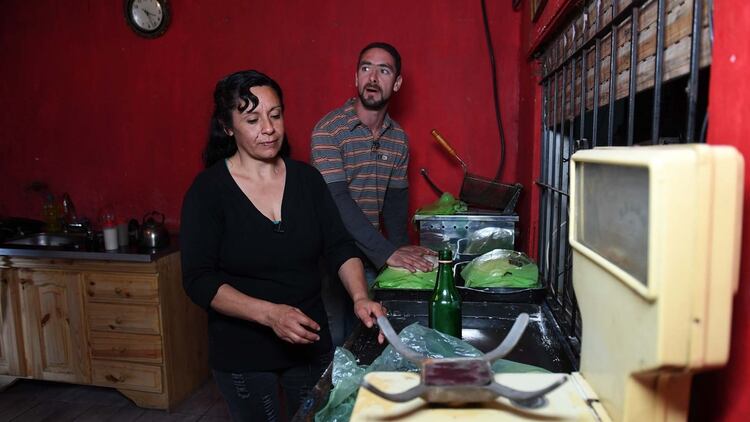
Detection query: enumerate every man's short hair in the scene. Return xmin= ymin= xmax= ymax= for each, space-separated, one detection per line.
xmin=358 ymin=42 xmax=402 ymax=76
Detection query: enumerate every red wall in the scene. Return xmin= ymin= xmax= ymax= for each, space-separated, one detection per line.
xmin=690 ymin=0 xmax=750 ymax=420
xmin=519 ymin=0 xmax=750 ymax=420
xmin=4 ymin=0 xmax=750 ymax=419
xmin=0 ymin=1 xmax=522 ymax=236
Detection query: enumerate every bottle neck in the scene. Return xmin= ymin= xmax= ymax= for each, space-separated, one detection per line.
xmin=435 ymin=261 xmax=455 ymax=289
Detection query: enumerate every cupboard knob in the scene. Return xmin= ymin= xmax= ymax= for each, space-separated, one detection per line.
xmin=105 ymin=374 xmax=126 ymax=383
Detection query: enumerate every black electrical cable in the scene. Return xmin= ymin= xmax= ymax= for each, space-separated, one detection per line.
xmin=700 ymin=112 xmax=709 ymax=143
xmin=696 ymin=0 xmax=712 ymax=144
xmin=480 ymin=0 xmax=507 ymax=181
xmin=700 ymin=0 xmax=712 ymax=144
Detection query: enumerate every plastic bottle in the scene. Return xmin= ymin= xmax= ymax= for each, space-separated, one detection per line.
xmin=428 ymin=249 xmax=462 ymax=338
xmin=42 ymin=193 xmax=62 ymax=232
xmin=103 ymin=223 xmax=118 ymax=250
xmin=116 ymin=220 xmax=129 ymax=247
xmin=99 ymin=205 xmax=118 ymax=250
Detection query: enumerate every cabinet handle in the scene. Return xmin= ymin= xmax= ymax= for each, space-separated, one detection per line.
xmin=105 ymin=374 xmax=126 ymax=383
xmin=114 ymin=346 xmax=127 ymax=354
xmin=114 ymin=287 xmax=132 ymax=298
xmin=41 ymin=313 xmax=51 ymax=326
xmin=86 ymin=289 xmax=95 ymax=297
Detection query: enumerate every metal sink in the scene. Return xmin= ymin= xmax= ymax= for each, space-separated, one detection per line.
xmin=3 ymin=232 xmax=86 ymax=248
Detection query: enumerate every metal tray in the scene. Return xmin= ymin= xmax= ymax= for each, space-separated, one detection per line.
xmin=414 ymin=212 xmax=518 ymax=253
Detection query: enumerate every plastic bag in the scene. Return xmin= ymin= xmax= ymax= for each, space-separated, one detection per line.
xmin=315 ymin=323 xmax=548 ymax=421
xmin=460 ymin=249 xmax=539 ymax=288
xmin=373 ymin=256 xmax=438 ymax=289
xmin=314 ymin=348 xmax=365 ymax=422
xmin=414 ymin=192 xmax=468 ymax=216
xmin=462 ymin=227 xmax=515 ymax=255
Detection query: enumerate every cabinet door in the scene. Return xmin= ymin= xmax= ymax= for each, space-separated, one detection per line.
xmin=18 ymin=269 xmax=90 ymax=383
xmin=0 ymin=269 xmax=26 ymax=375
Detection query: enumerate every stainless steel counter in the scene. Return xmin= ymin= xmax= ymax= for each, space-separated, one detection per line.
xmin=0 ymin=238 xmax=179 ymax=263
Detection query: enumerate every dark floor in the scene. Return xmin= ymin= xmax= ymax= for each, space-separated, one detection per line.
xmin=0 ymin=377 xmax=231 ymax=422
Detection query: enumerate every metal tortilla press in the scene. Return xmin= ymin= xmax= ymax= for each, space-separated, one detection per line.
xmin=361 ymin=315 xmax=567 ymax=408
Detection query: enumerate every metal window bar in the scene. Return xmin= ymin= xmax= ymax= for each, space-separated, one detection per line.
xmin=592 ymin=2 xmax=601 ymax=146
xmin=552 ymin=64 xmax=565 ymax=296
xmin=686 ymin=0 xmax=703 ymax=141
xmin=535 ymin=0 xmax=710 ymax=359
xmin=537 ymin=81 xmax=550 ymax=268
xmin=652 ymin=0 xmax=667 ymax=144
xmin=607 ymin=1 xmax=617 ymax=146
xmin=627 ymin=7 xmax=639 ymax=146
xmin=579 ymin=49 xmax=587 ymax=147
xmin=560 ymin=58 xmax=576 ymax=337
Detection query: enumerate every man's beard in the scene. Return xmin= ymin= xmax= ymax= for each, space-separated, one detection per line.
xmin=358 ymin=86 xmax=389 ymax=110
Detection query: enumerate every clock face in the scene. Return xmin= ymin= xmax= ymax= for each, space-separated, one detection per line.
xmin=132 ymin=0 xmax=163 ymax=31
xmin=125 ymin=0 xmax=170 ymax=38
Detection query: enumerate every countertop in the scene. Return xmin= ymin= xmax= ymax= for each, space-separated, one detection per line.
xmin=0 ymin=237 xmax=180 ymax=263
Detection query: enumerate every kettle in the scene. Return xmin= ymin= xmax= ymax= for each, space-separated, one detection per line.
xmin=140 ymin=211 xmax=169 ymax=249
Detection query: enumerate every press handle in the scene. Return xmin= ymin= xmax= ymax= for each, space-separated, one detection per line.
xmin=431 ymin=129 xmax=468 ymax=171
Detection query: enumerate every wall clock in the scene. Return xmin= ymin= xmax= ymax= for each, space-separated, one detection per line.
xmin=124 ymin=0 xmax=171 ymax=38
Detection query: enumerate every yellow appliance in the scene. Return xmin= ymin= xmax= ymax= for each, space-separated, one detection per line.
xmin=350 ymin=144 xmax=744 ymax=422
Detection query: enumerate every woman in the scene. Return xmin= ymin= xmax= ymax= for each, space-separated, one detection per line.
xmin=180 ymin=70 xmax=385 ymax=421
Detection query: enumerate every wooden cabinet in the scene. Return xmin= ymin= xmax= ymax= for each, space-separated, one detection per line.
xmin=82 ymin=252 xmax=210 ymax=409
xmin=0 ymin=252 xmax=209 ymax=410
xmin=0 ymin=268 xmax=25 ymax=376
xmin=17 ymin=268 xmax=89 ymax=383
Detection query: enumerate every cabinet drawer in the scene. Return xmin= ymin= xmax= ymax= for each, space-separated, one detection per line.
xmin=85 ymin=273 xmax=158 ymax=303
xmin=87 ymin=303 xmax=161 ymax=335
xmin=91 ymin=359 xmax=163 ymax=393
xmin=89 ymin=332 xmax=163 ymax=364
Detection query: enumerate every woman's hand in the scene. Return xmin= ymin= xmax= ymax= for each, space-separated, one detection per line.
xmin=354 ymin=298 xmax=387 ymax=344
xmin=266 ymin=304 xmax=321 ymax=344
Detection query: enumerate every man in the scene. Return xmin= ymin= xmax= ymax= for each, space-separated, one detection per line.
xmin=311 ymin=42 xmax=435 ymax=345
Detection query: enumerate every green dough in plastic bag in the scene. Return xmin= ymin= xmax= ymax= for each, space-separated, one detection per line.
xmin=461 ymin=249 xmax=539 ymax=288
xmin=463 ymin=227 xmax=515 ymax=255
xmin=414 ymin=192 xmax=468 ymax=216
xmin=314 ymin=323 xmax=548 ymax=421
xmin=374 ymin=266 xmax=437 ymax=289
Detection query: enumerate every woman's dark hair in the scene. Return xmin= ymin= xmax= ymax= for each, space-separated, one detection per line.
xmin=202 ymin=70 xmax=288 ymax=168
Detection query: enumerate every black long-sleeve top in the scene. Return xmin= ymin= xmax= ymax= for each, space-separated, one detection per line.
xmin=180 ymin=158 xmax=360 ymax=371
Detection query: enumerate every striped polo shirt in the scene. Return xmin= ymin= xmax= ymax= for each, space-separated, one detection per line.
xmin=311 ymin=98 xmax=409 ymax=229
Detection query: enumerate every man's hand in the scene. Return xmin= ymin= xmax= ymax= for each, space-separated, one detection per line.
xmin=353 ymin=298 xmax=387 ymax=343
xmin=386 ymin=245 xmax=437 ymax=272
xmin=266 ymin=304 xmax=321 ymax=344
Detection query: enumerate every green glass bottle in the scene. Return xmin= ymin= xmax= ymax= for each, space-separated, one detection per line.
xmin=429 ymin=249 xmax=462 ymax=338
